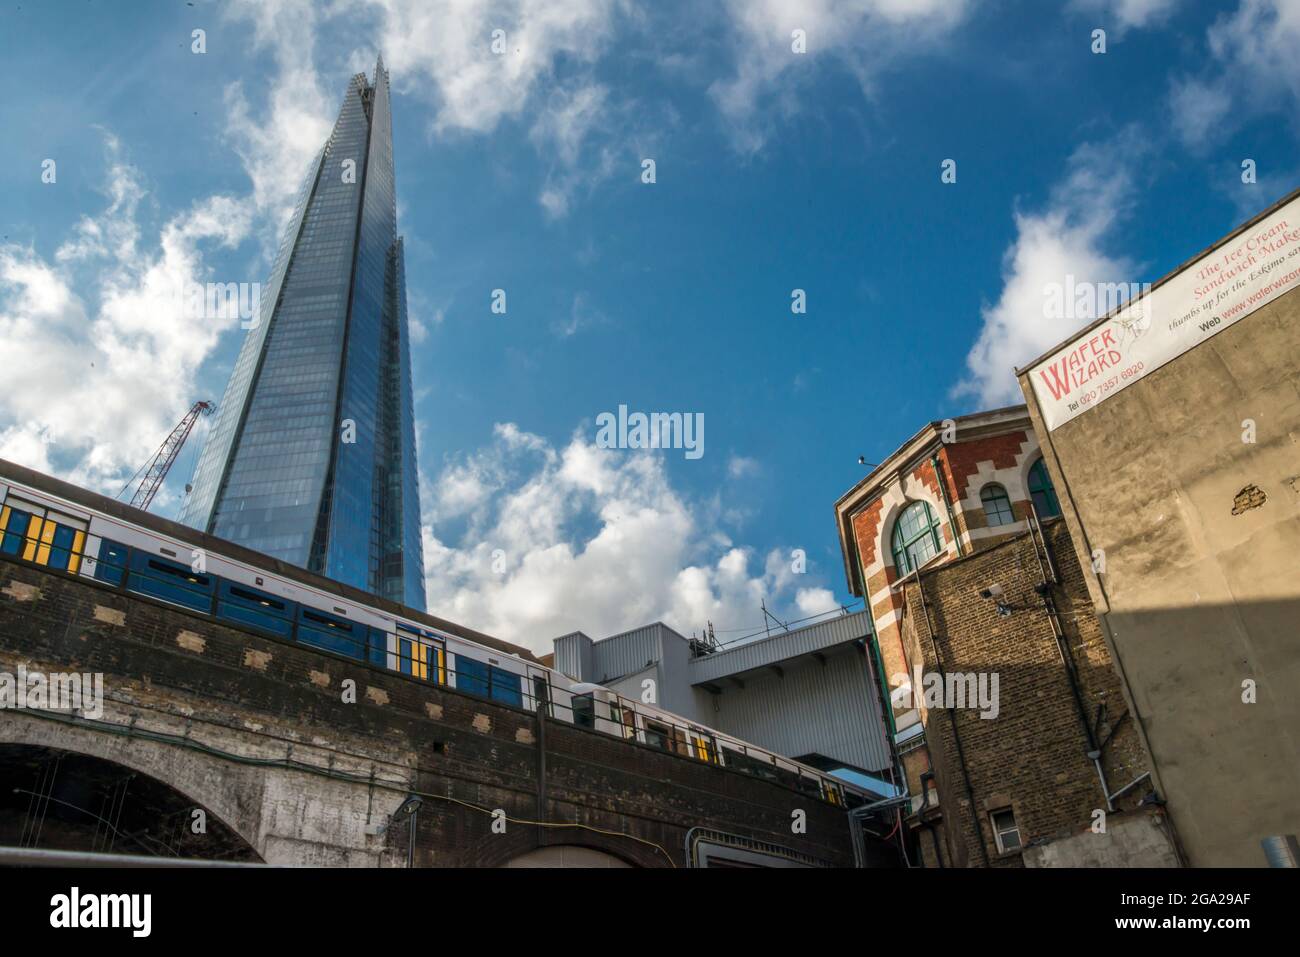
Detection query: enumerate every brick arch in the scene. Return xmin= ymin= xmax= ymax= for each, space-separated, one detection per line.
xmin=878 ymin=492 xmax=947 ymax=576
xmin=972 ymin=478 xmax=1013 ymax=517
xmin=458 ymin=823 xmax=667 ymax=868
xmin=1020 ymin=452 xmax=1050 ymax=514
xmin=503 ymin=844 xmax=636 ymax=868
xmin=0 ymin=719 xmax=264 ymax=859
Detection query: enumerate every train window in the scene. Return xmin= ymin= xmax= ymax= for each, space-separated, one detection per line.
xmin=609 ymin=702 xmax=635 ymax=739
xmin=644 ymin=719 xmax=672 ymax=752
xmin=297 ymin=606 xmax=364 ymax=660
xmin=93 ymin=539 xmax=128 ymax=586
xmin=0 ymin=506 xmax=33 ymax=557
xmin=0 ymin=505 xmax=86 ymax=573
xmin=532 ymin=676 xmax=551 ymax=716
xmin=137 ymin=555 xmax=210 ymax=586
xmin=300 ymin=608 xmax=354 ymax=631
xmin=368 ymin=629 xmax=389 ymax=668
xmin=726 ymin=749 xmax=780 ymax=784
xmin=47 ymin=524 xmax=84 ymax=573
xmin=693 ymin=733 xmax=716 ymax=764
xmin=216 ymin=579 xmax=294 ymax=639
xmin=672 ymin=728 xmax=693 ymax=757
xmin=227 ymin=584 xmax=286 ymax=611
xmin=572 ymin=695 xmax=595 ymax=729
xmin=398 ymin=637 xmax=445 ymax=683
xmin=456 ymin=656 xmax=489 ymax=698
xmin=489 ymin=666 xmax=522 ymax=707
xmin=400 ymin=638 xmax=424 ymax=679
xmin=127 ymin=551 xmax=214 ymax=613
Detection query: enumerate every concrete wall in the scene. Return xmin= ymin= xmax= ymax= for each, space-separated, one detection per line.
xmin=1023 ymin=810 xmax=1180 ymax=868
xmin=1020 ymin=282 xmax=1300 ymax=866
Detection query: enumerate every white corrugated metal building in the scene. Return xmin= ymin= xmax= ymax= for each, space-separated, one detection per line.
xmin=553 ymin=611 xmax=894 ymax=785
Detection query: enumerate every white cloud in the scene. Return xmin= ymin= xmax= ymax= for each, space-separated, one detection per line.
xmin=421 ymin=424 xmax=839 ymax=654
xmin=1169 ymin=0 xmax=1300 ymax=148
xmin=954 ymin=131 xmax=1146 ymax=408
xmin=795 ymin=586 xmax=839 ymax=618
xmin=551 ymin=291 xmax=606 ymax=337
xmin=711 ymin=0 xmax=971 ymax=153
xmin=1168 ymin=76 xmax=1233 ymax=145
xmin=361 ymin=0 xmax=623 ymax=135
xmin=0 ymin=135 xmax=253 ymax=494
xmin=0 ymin=4 xmax=331 ymax=501
xmin=1070 ymin=0 xmax=1180 ymax=30
xmin=223 ymin=0 xmax=335 ymax=230
xmin=727 ymin=455 xmax=760 ymax=479
xmin=353 ymin=0 xmax=639 ymax=217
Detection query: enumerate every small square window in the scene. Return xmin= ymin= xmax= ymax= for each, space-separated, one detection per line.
xmin=991 ymin=808 xmax=1021 ymax=853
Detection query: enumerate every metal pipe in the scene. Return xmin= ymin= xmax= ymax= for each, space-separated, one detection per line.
xmin=1107 ymin=771 xmax=1151 ymax=804
xmin=1027 ymin=511 xmax=1110 ymax=807
xmin=930 ymin=452 xmax=965 ymax=557
xmin=407 ymin=811 xmax=416 ymax=868
xmin=912 ymin=570 xmax=990 ymax=867
xmin=0 ymin=846 xmax=261 ymax=867
xmin=1262 ymin=835 xmax=1299 ymax=868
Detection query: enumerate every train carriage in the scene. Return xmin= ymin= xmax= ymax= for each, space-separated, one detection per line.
xmin=0 ymin=468 xmax=872 ymax=811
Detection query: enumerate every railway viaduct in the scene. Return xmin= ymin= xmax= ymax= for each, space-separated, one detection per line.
xmin=0 ymin=556 xmax=884 ymax=868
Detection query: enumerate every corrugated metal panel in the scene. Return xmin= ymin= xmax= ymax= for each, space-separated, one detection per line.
xmin=707 ymin=646 xmax=891 ymax=772
xmin=553 ymin=632 xmax=592 ymax=681
xmin=589 ymin=623 xmax=666 ymax=684
xmin=688 ymin=611 xmax=872 ymax=685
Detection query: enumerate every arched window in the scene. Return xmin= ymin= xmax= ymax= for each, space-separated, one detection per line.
xmin=891 ymin=500 xmax=942 ymax=574
xmin=980 ymin=483 xmax=1016 ymax=527
xmin=1028 ymin=459 xmax=1061 ymax=519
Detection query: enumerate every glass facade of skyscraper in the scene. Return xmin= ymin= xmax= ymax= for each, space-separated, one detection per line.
xmin=181 ymin=58 xmax=425 ymax=611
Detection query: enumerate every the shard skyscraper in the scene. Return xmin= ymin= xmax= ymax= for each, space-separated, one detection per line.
xmin=182 ymin=58 xmax=426 ymax=611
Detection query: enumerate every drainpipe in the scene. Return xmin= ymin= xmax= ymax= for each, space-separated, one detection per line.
xmin=851 ymin=524 xmax=906 ymax=794
xmin=911 ymin=568 xmax=990 ymax=867
xmin=930 ymin=452 xmax=965 ymax=558
xmin=1026 ymin=511 xmax=1111 ymax=808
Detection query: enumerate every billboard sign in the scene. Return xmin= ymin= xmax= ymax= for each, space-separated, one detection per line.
xmin=1027 ymin=195 xmax=1300 ymax=430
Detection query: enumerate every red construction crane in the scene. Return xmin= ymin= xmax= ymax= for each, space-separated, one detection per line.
xmin=126 ymin=401 xmax=215 ymax=511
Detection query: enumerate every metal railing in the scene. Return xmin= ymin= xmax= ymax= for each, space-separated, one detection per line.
xmin=0 ymin=516 xmax=860 ymax=809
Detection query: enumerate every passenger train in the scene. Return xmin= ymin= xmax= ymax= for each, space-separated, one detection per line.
xmin=0 ymin=463 xmax=871 ymax=810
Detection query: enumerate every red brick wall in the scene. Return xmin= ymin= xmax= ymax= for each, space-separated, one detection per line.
xmin=939 ymin=430 xmax=1030 ymax=504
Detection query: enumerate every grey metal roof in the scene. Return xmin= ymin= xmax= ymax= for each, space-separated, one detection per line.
xmin=688 ymin=610 xmax=873 ymax=686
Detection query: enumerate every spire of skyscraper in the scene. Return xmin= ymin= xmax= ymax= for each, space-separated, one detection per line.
xmin=182 ymin=59 xmax=425 ymax=611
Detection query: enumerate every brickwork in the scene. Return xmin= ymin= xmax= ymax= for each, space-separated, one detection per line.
xmin=0 ymin=558 xmax=876 ymax=867
xmin=896 ymin=519 xmax=1166 ymax=867
xmin=835 ymin=408 xmax=1176 ymax=867
xmin=845 ymin=417 xmax=1042 ymax=751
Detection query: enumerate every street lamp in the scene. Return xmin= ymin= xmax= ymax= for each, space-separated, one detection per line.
xmin=394 ymin=794 xmax=423 ymax=869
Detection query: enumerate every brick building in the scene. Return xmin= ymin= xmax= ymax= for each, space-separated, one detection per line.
xmin=834 ymin=407 xmax=1178 ymax=866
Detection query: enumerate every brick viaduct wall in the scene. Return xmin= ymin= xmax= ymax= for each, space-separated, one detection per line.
xmin=0 ymin=559 xmax=866 ymax=867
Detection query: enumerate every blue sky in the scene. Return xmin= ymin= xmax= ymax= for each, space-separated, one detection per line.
xmin=1 ymin=0 xmax=1296 ymax=653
